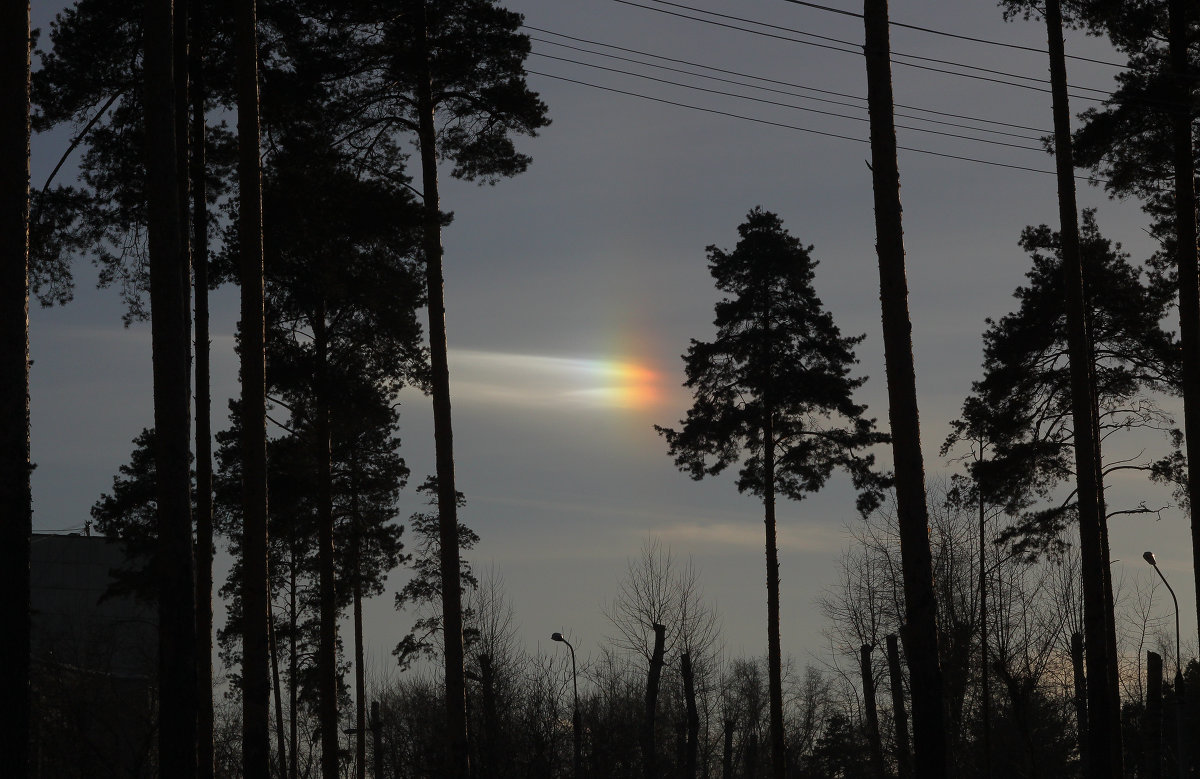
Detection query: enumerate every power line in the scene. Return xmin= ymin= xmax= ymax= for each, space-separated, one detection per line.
xmin=531 ymin=51 xmax=1047 ymax=152
xmin=611 ymin=0 xmax=1118 ymax=105
xmin=527 ymin=69 xmax=1130 ymax=186
xmin=525 ymin=24 xmax=1051 ymax=135
xmin=777 ymin=0 xmax=1131 ymax=70
xmin=616 ymin=0 xmax=1188 ymax=112
xmin=526 ymin=27 xmax=1052 ymax=137
xmin=627 ymin=0 xmax=1117 ymax=93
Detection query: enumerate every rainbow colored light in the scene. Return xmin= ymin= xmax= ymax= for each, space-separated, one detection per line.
xmin=449 ymin=350 xmax=666 ymax=412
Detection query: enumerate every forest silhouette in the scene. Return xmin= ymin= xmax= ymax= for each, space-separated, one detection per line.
xmin=4 ymin=0 xmax=1200 ymax=778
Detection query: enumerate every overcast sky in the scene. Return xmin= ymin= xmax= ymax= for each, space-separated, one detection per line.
xmin=27 ymin=0 xmax=1198 ymax=680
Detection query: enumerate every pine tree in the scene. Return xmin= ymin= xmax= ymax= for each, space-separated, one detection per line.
xmin=946 ymin=212 xmax=1181 ymax=557
xmin=393 ymin=477 xmax=478 ymax=671
xmin=0 ymin=3 xmax=32 ymax=773
xmin=336 ymin=4 xmax=550 ymax=771
xmin=657 ymin=207 xmax=887 ymax=779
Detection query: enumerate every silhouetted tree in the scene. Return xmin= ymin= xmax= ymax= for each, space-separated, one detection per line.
xmin=861 ymin=3 xmax=948 ymax=774
xmin=945 ymin=212 xmax=1180 ymax=558
xmin=998 ymin=1 xmax=1124 ymax=773
xmin=234 ymin=0 xmax=270 ymax=772
xmin=91 ymin=428 xmax=193 ymax=601
xmin=143 ymin=0 xmax=198 ymax=773
xmin=0 ymin=4 xmax=32 ymax=773
xmin=657 ymin=207 xmax=887 ymax=779
xmin=337 ymin=5 xmax=550 ymax=770
xmin=394 ymin=478 xmax=477 ymax=670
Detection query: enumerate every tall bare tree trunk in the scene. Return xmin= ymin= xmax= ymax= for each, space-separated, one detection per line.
xmin=372 ymin=701 xmax=384 ymax=779
xmin=682 ymin=652 xmax=700 ymax=779
xmin=1167 ymin=0 xmax=1200 ymax=672
xmin=353 ymin=477 xmax=367 ymax=779
xmin=315 ymin=306 xmax=339 ymax=779
xmin=190 ymin=2 xmax=215 ymax=775
xmin=236 ymin=0 xmax=271 ymax=771
xmin=146 ymin=0 xmax=197 ymax=774
xmin=723 ymin=720 xmax=734 ymax=779
xmin=762 ymin=409 xmax=786 ymax=779
xmin=1042 ymin=3 xmax=1121 ymax=775
xmin=1072 ymin=631 xmax=1088 ymax=772
xmin=861 ymin=2 xmax=947 ymax=776
xmin=978 ymin=483 xmax=991 ymax=779
xmin=290 ymin=542 xmax=300 ymax=779
xmin=1149 ymin=651 xmax=1163 ymax=779
xmin=408 ymin=1 xmax=469 ymax=774
xmin=861 ymin=645 xmax=886 ymax=779
xmin=886 ymin=634 xmax=912 ymax=779
xmin=0 ymin=3 xmax=31 ymax=774
xmin=479 ymin=654 xmax=499 ymax=776
xmin=643 ymin=622 xmax=667 ymax=779
xmin=271 ymin=606 xmax=288 ymax=778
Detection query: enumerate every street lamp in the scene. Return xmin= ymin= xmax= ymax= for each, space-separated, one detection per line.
xmin=1145 ymin=551 xmax=1187 ymax=779
xmin=552 ymin=631 xmax=582 ymax=778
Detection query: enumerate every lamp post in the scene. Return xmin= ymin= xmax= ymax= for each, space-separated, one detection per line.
xmin=1145 ymin=551 xmax=1187 ymax=779
xmin=552 ymin=631 xmax=582 ymax=778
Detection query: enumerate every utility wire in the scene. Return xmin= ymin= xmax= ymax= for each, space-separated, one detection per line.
xmin=525 ymin=24 xmax=1051 ymax=135
xmin=614 ymin=0 xmax=1186 ymax=111
xmin=777 ymin=0 xmax=1131 ymax=70
xmin=527 ymin=68 xmax=1123 ymax=184
xmin=531 ymin=31 xmax=1129 ymax=170
xmin=532 ymin=51 xmax=1047 ymax=151
xmin=610 ymin=0 xmax=1116 ymax=104
xmin=627 ymin=0 xmax=1115 ymax=94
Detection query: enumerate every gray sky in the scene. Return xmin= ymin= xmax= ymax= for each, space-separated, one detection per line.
xmin=28 ymin=0 xmax=1197 ymax=679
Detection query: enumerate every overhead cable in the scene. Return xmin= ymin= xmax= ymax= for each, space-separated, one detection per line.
xmin=776 ymin=0 xmax=1131 ymax=69
xmin=527 ymin=69 xmax=1133 ymax=186
xmin=525 ymin=23 xmax=1051 ymax=136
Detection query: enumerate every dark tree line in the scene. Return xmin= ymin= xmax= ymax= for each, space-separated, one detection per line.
xmin=24 ymin=0 xmax=545 ymax=777
xmin=9 ymin=0 xmax=1200 ymax=777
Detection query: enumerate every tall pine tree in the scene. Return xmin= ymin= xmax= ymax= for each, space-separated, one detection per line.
xmin=657 ymin=207 xmax=887 ymax=779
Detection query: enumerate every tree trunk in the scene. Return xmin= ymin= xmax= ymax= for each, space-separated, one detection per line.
xmin=145 ymin=0 xmax=197 ymax=775
xmin=235 ymin=0 xmax=271 ymax=770
xmin=861 ymin=3 xmax=947 ymax=776
xmin=271 ymin=606 xmax=288 ymax=779
xmin=0 ymin=2 xmax=31 ymax=773
xmin=479 ymin=654 xmax=499 ymax=777
xmin=745 ymin=731 xmax=758 ymax=779
xmin=643 ymin=622 xmax=667 ymax=779
xmin=1042 ymin=3 xmax=1121 ymax=776
xmin=372 ymin=701 xmax=384 ymax=779
xmin=861 ymin=645 xmax=886 ymax=779
xmin=315 ymin=306 xmax=339 ymax=779
xmin=762 ymin=410 xmax=786 ymax=779
xmin=977 ymin=487 xmax=991 ymax=779
xmin=290 ymin=542 xmax=299 ymax=779
xmin=682 ymin=652 xmax=700 ymax=779
xmin=1167 ymin=0 xmax=1200 ymax=680
xmin=407 ymin=2 xmax=469 ymax=774
xmin=1072 ymin=631 xmax=1088 ymax=773
xmin=354 ymin=500 xmax=367 ymax=779
xmin=723 ymin=720 xmax=734 ymax=779
xmin=174 ymin=0 xmax=190 ymax=370
xmin=1148 ymin=651 xmax=1163 ymax=779
xmin=720 ymin=715 xmax=729 ymax=777
xmin=190 ymin=2 xmax=215 ymax=773
xmin=886 ymin=634 xmax=912 ymax=779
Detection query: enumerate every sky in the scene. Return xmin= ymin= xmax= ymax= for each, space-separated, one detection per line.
xmin=26 ymin=0 xmax=1199 ymax=684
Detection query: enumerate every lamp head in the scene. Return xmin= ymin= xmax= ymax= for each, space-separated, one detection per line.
xmin=551 ymin=632 xmax=565 ymax=642
xmin=1144 ymin=551 xmax=1158 ymax=566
